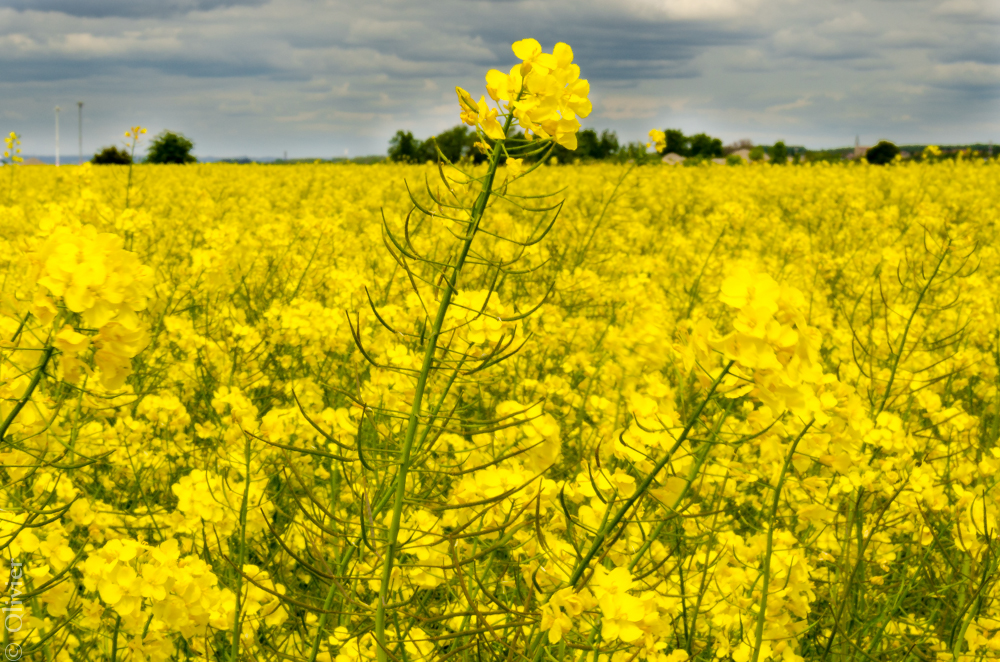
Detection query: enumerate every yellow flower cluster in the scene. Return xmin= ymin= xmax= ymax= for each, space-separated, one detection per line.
xmin=457 ymin=39 xmax=591 ymax=148
xmin=1 ymin=155 xmax=998 ymax=662
xmin=3 ymin=131 xmax=23 ymax=163
xmin=648 ymin=129 xmax=666 ymax=152
xmin=24 ymin=221 xmax=154 ymax=388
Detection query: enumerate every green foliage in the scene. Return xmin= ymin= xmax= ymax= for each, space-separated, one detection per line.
xmin=726 ymin=154 xmax=745 ymax=166
xmin=682 ymin=155 xmax=712 ymax=167
xmin=92 ymin=146 xmax=133 ymax=165
xmin=551 ymin=128 xmax=621 ymax=162
xmin=664 ymin=129 xmax=687 ymax=155
xmin=866 ymin=140 xmax=900 ymax=165
xmin=655 ymin=129 xmax=723 ymax=158
xmin=612 ymin=141 xmax=661 ymax=165
xmin=145 ymin=131 xmax=196 ymax=164
xmin=390 ymin=126 xmax=624 ymax=166
xmin=388 ymin=130 xmax=420 ymax=163
xmin=771 ymin=141 xmax=788 ymax=165
xmin=802 ymin=148 xmax=851 ymax=163
xmin=424 ymin=125 xmax=474 ymax=163
xmin=688 ymin=133 xmax=724 ymax=158
xmin=749 ymin=146 xmax=766 ymax=162
xmin=389 ymin=125 xmax=487 ymax=164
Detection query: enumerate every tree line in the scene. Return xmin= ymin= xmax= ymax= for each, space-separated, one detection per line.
xmin=92 ymin=130 xmax=197 ymax=164
xmin=387 ymin=125 xmax=772 ymax=165
xmin=388 ymin=125 xmax=674 ymax=165
xmin=387 ymin=126 xmax=947 ymax=167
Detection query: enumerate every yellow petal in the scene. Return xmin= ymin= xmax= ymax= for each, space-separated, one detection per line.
xmin=485 ymin=70 xmax=510 ymax=101
xmin=553 ymin=42 xmax=574 ymax=67
xmin=535 ymin=53 xmax=558 ymax=71
xmin=99 ymin=581 xmax=123 ymax=605
xmin=480 ymin=117 xmax=506 ymax=141
xmin=512 ymin=38 xmax=541 ymax=60
xmin=54 ymin=325 xmax=90 ymax=354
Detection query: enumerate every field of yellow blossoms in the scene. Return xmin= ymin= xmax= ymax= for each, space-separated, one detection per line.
xmin=1 ymin=154 xmax=998 ymax=662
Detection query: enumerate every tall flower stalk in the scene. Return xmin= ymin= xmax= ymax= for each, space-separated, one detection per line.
xmin=359 ymin=39 xmax=593 ymax=662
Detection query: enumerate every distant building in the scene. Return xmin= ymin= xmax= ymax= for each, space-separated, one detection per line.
xmin=24 ymin=158 xmax=45 ymax=165
xmin=662 ymin=153 xmax=686 ymax=165
xmin=845 ymin=135 xmax=871 ymax=160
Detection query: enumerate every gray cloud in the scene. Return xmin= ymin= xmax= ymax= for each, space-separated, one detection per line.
xmin=0 ymin=0 xmax=268 ymax=18
xmin=0 ymin=0 xmax=996 ymax=159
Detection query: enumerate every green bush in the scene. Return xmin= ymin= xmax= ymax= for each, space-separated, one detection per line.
xmin=771 ymin=141 xmax=788 ymax=165
xmin=91 ymin=146 xmax=133 ymax=165
xmin=866 ymin=140 xmax=900 ymax=165
xmin=145 ymin=131 xmax=196 ymax=164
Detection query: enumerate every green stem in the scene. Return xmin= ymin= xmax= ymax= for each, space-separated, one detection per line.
xmin=307 ymin=583 xmax=339 ymax=662
xmin=0 ymin=346 xmax=55 ymax=444
xmin=749 ymin=421 xmax=812 ymax=662
xmin=526 ymin=362 xmax=734 ymax=662
xmin=125 ymin=138 xmax=137 ymax=209
xmin=568 ymin=361 xmax=734 ymax=589
xmin=876 ymin=245 xmax=948 ymax=416
xmin=110 ymin=613 xmax=122 ymax=662
xmin=229 ymin=434 xmax=253 ymax=662
xmin=373 ymin=111 xmax=515 ymax=662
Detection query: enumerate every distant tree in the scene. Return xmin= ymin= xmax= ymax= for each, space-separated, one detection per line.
xmin=388 ymin=130 xmax=421 ymax=163
xmin=866 ymin=141 xmax=900 ymax=165
xmin=596 ymin=130 xmax=619 ymax=159
xmin=414 ymin=137 xmax=436 ymax=163
xmin=566 ymin=129 xmax=601 ymax=159
xmin=609 ymin=141 xmax=659 ymax=165
xmin=92 ymin=146 xmax=133 ymax=165
xmin=771 ymin=141 xmax=788 ymax=165
xmin=557 ymin=129 xmax=600 ymax=161
xmin=145 ymin=131 xmax=196 ymax=164
xmin=425 ymin=125 xmax=474 ymax=163
xmin=726 ymin=154 xmax=745 ymax=166
xmin=663 ymin=129 xmax=688 ymax=156
xmin=749 ymin=146 xmax=766 ymax=162
xmin=549 ymin=128 xmax=620 ymax=162
xmin=655 ymin=130 xmax=723 ymax=158
xmin=689 ymin=133 xmax=724 ymax=158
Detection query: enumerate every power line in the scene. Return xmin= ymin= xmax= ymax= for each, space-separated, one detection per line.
xmin=55 ymin=106 xmax=61 ymax=167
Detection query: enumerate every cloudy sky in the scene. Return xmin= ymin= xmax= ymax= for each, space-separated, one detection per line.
xmin=1 ymin=0 xmax=997 ymax=159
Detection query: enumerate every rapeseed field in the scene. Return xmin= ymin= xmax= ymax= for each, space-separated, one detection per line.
xmin=3 ymin=39 xmax=1000 ymax=662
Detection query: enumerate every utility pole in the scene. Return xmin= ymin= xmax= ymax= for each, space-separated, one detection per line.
xmin=78 ymin=101 xmax=83 ymax=165
xmin=55 ymin=106 xmax=61 ymax=166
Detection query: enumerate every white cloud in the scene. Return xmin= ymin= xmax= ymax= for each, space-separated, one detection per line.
xmin=766 ymin=96 xmax=813 ymax=112
xmin=628 ymin=0 xmax=763 ymax=20
xmin=275 ymin=110 xmax=318 ymax=122
xmin=597 ymin=96 xmax=665 ymax=120
xmin=929 ymin=61 xmax=1000 ymax=86
xmin=772 ymin=27 xmax=873 ymax=60
xmin=933 ymin=0 xmax=1000 ymax=22
xmin=817 ymin=11 xmax=877 ymax=35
